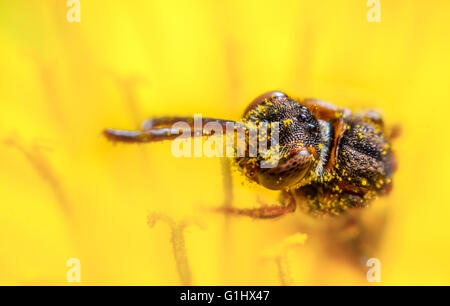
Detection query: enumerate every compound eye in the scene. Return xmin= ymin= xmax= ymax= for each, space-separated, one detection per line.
xmin=298 ymin=110 xmax=319 ymax=135
xmin=308 ymin=123 xmax=320 ymax=137
xmin=307 ymin=122 xmax=317 ymax=131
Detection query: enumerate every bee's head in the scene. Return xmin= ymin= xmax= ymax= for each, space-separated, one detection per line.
xmin=240 ymin=91 xmax=322 ymax=190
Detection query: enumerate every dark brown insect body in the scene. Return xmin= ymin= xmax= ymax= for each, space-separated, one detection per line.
xmin=104 ymin=91 xmax=396 ymax=218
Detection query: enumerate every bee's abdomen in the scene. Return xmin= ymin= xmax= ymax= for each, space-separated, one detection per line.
xmin=337 ymin=120 xmax=393 ymax=190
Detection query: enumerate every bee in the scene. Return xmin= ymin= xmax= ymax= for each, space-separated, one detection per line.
xmin=104 ymin=91 xmax=397 ymax=218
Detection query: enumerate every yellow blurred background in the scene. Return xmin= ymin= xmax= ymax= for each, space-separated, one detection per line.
xmin=1 ymin=0 xmax=450 ymax=285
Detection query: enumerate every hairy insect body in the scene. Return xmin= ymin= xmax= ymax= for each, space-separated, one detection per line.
xmin=104 ymin=91 xmax=396 ymax=217
xmin=238 ymin=93 xmax=395 ymax=216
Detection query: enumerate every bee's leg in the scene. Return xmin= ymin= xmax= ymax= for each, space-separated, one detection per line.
xmin=218 ymin=192 xmax=296 ymax=219
xmin=301 ymin=99 xmax=351 ymax=121
xmin=294 ymin=186 xmax=366 ymax=216
xmin=104 ymin=117 xmax=240 ymax=143
xmin=388 ymin=124 xmax=401 ymax=141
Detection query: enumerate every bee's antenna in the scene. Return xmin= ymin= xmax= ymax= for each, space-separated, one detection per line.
xmin=103 ymin=117 xmax=241 ymax=144
xmin=103 ymin=128 xmax=178 ymax=143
